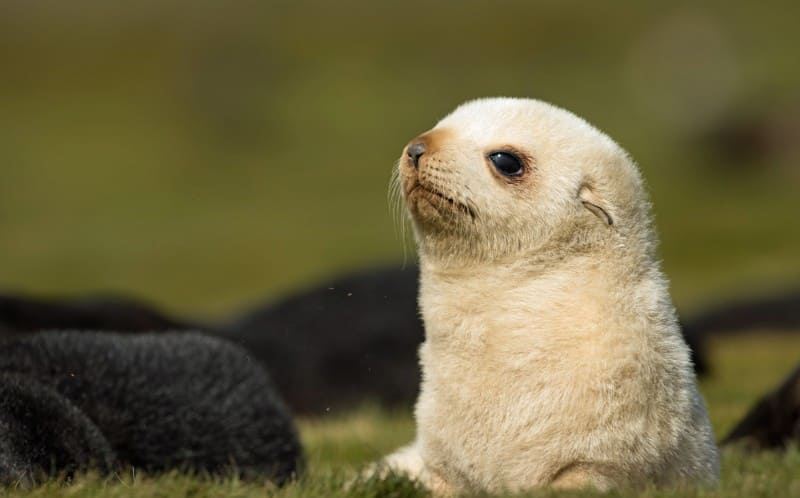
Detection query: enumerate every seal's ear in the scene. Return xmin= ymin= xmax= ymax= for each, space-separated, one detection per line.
xmin=579 ymin=184 xmax=614 ymax=226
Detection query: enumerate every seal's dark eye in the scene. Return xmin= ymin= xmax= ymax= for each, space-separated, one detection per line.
xmin=488 ymin=152 xmax=524 ymax=177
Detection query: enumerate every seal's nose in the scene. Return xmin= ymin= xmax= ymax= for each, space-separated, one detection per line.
xmin=407 ymin=142 xmax=426 ymax=169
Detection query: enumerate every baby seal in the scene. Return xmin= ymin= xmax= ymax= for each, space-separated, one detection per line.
xmin=0 ymin=331 xmax=303 ymax=483
xmin=381 ymin=98 xmax=720 ymax=494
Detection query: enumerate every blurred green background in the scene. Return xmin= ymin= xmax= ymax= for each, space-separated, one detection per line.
xmin=1 ymin=0 xmax=798 ymax=318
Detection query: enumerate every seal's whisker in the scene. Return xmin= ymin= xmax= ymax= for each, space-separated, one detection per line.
xmin=387 ymin=163 xmax=413 ymax=261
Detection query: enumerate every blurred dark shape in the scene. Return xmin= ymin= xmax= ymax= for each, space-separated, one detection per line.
xmin=220 ymin=265 xmax=424 ymax=415
xmin=0 ymin=293 xmax=201 ymax=336
xmin=0 ymin=373 xmax=116 ymax=485
xmin=0 ymin=331 xmax=303 ymax=483
xmin=680 ymin=321 xmax=710 ymax=377
xmin=681 ymin=288 xmax=800 ymax=375
xmin=722 ymin=364 xmax=800 ymax=450
xmin=695 ymin=100 xmax=800 ymax=167
xmin=683 ymin=289 xmax=800 ymax=334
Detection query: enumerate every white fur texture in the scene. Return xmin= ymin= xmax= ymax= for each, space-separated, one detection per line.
xmin=382 ymin=98 xmax=720 ymax=494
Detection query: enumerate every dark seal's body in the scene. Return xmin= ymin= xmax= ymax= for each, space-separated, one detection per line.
xmin=0 ymin=331 xmax=303 ymax=483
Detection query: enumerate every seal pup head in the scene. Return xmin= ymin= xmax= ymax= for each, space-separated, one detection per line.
xmin=397 ymin=98 xmax=655 ymax=265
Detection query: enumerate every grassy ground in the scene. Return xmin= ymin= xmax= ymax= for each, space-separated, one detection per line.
xmin=2 ymin=333 xmax=799 ymax=497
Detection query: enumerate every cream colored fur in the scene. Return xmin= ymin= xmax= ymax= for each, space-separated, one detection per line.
xmin=381 ymin=98 xmax=720 ymax=495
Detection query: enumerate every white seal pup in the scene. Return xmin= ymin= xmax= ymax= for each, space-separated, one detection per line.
xmin=381 ymin=98 xmax=720 ymax=494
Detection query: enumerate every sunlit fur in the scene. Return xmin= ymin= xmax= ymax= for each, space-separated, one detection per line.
xmin=381 ymin=98 xmax=720 ymax=495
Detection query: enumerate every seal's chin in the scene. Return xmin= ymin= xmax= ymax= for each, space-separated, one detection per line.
xmin=404 ymin=181 xmax=476 ymax=227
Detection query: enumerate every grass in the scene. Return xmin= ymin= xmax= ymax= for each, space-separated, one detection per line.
xmin=2 ymin=333 xmax=799 ymax=497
